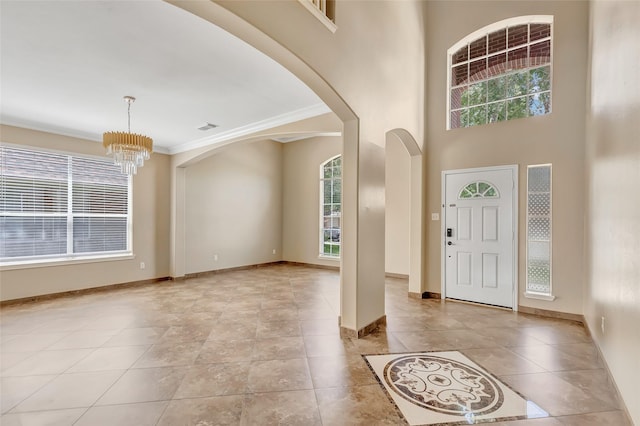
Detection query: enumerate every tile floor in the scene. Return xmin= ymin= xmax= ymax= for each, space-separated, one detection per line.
xmin=0 ymin=264 xmax=630 ymax=425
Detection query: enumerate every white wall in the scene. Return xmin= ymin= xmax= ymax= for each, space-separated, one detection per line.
xmin=584 ymin=1 xmax=640 ymax=422
xmin=282 ymin=136 xmax=342 ymax=268
xmin=184 ymin=140 xmax=283 ymax=274
xmin=0 ymin=125 xmax=171 ymax=301
xmin=385 ymin=137 xmax=411 ymax=276
xmin=424 ymin=1 xmax=589 ymax=314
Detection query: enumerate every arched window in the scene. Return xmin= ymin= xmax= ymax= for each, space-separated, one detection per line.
xmin=459 ymin=181 xmax=499 ymax=199
xmin=448 ymin=16 xmax=553 ymax=129
xmin=320 ymin=155 xmax=341 ymax=257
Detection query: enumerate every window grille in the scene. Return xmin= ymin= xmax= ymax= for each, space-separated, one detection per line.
xmin=448 ymin=16 xmax=553 ymax=129
xmin=320 ymin=155 xmax=341 ymax=257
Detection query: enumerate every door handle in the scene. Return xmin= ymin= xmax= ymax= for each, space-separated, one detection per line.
xmin=447 ymin=241 xmax=453 ymax=246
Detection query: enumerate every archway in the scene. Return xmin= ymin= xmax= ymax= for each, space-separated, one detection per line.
xmin=385 ymin=129 xmax=424 ymax=297
xmin=166 ymin=1 xmax=387 ymax=337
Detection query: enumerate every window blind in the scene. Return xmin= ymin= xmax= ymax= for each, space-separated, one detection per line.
xmin=0 ymin=145 xmax=131 ymax=262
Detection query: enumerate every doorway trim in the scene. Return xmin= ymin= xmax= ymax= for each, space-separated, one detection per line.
xmin=440 ymin=165 xmax=519 ymax=311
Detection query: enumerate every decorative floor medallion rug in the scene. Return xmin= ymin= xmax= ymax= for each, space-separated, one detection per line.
xmin=364 ymin=351 xmax=547 ymax=425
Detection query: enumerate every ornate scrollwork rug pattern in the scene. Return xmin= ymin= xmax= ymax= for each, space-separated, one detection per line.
xmin=364 ymin=351 xmax=547 ymax=425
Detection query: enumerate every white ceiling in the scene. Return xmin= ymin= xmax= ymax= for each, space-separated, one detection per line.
xmin=0 ymin=0 xmax=330 ymax=154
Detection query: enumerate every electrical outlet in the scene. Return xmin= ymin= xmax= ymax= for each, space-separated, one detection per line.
xmin=601 ymin=316 xmax=605 ymax=334
xmin=214 ymin=254 xmax=218 ymax=261
xmin=140 ymin=262 xmax=145 ymax=270
xmin=431 ymin=213 xmax=439 ymax=221
xmin=272 ymin=249 xmax=276 ymax=255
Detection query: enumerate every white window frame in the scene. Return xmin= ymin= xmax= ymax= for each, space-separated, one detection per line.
xmin=525 ymin=163 xmax=555 ymax=301
xmin=446 ymin=15 xmax=554 ymax=130
xmin=319 ymin=155 xmax=341 ymax=259
xmin=0 ymin=143 xmax=133 ymax=270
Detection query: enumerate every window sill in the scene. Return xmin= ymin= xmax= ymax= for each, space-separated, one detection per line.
xmin=318 ymin=254 xmax=340 ymax=261
xmin=524 ymin=291 xmax=556 ymax=301
xmin=0 ymin=253 xmax=135 ymax=271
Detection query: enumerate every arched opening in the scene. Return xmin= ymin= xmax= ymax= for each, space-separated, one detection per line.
xmin=385 ymin=129 xmax=424 ymax=297
xmin=166 ymin=1 xmax=382 ymax=336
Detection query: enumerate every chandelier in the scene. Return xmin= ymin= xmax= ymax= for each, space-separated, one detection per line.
xmin=103 ymin=96 xmax=153 ymax=175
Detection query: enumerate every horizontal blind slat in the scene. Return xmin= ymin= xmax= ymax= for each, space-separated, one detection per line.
xmin=1 ymin=146 xmax=130 ymax=261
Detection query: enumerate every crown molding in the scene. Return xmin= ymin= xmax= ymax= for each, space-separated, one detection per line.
xmin=168 ymin=103 xmax=331 ymax=154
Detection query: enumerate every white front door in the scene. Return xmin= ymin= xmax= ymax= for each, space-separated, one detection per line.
xmin=443 ymin=166 xmax=517 ymax=308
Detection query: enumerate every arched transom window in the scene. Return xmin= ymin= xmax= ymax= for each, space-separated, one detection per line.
xmin=459 ymin=181 xmax=499 ymax=199
xmin=320 ymin=155 xmax=341 ymax=257
xmin=448 ymin=16 xmax=553 ymax=129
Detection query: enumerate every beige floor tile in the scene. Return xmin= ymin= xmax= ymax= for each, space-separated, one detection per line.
xmin=2 ymin=349 xmax=93 ymax=376
xmin=500 ymin=372 xmax=619 ymax=416
xmin=462 ymin=347 xmax=547 ymax=375
xmin=1 ymin=375 xmax=56 ymax=413
xmin=304 ymin=334 xmax=354 ymax=357
xmin=13 ymin=370 xmax=124 ymax=412
xmin=157 ymin=395 xmax=243 ymax=426
xmin=174 ymin=362 xmax=250 ymax=398
xmin=497 ymin=417 xmax=564 ymax=425
xmin=33 ymin=317 xmax=85 ymax=333
xmin=315 ymin=384 xmax=404 ymax=425
xmin=103 ymin=327 xmax=168 ymax=346
xmin=385 ymin=316 xmax=432 ymax=332
xmin=256 ymin=320 xmax=301 ymax=338
xmin=509 ymin=344 xmax=602 ymax=372
xmin=476 ymin=326 xmax=548 ymax=347
xmin=0 ymin=352 xmax=35 ymax=373
xmin=261 ymin=299 xmax=297 ymax=310
xmin=74 ymin=401 xmax=168 ymax=426
xmin=240 ymin=390 xmax=321 ymax=426
xmin=300 ymin=318 xmax=340 ymax=336
xmin=252 ymin=336 xmax=306 ymax=360
xmin=259 ymin=308 xmax=299 ymax=322
xmin=96 ymin=366 xmax=187 ymax=405
xmin=47 ymin=330 xmax=119 ymax=350
xmin=521 ymin=325 xmax=591 ymax=345
xmin=156 ymin=325 xmax=215 ymax=344
xmin=0 ymin=265 xmax=631 ymax=426
xmin=348 ymin=330 xmax=408 ymax=355
xmin=553 ymin=369 xmax=621 ymax=409
xmin=436 ymin=329 xmax=505 ymax=350
xmin=246 ymin=358 xmax=312 ymax=392
xmin=132 ymin=341 xmax=204 ymax=368
xmin=0 ymin=408 xmax=86 ymax=426
xmin=392 ymin=330 xmax=449 ymax=352
xmin=196 ymin=339 xmax=255 ymax=364
xmin=68 ymin=345 xmax=150 ymax=372
xmin=308 ymin=354 xmax=378 ymax=389
xmin=207 ymin=319 xmax=258 ymax=340
xmin=556 ymin=410 xmax=632 ymax=425
xmin=79 ymin=315 xmax=136 ymax=331
xmin=0 ymin=333 xmax=69 ymax=353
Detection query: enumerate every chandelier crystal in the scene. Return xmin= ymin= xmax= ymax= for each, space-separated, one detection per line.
xmin=103 ymin=96 xmax=153 ymax=175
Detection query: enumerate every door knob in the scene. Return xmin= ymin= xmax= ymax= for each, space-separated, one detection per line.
xmin=447 ymin=241 xmax=453 ymax=246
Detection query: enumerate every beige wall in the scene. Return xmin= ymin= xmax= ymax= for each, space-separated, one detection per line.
xmin=198 ymin=0 xmax=426 ymax=331
xmin=424 ymin=1 xmax=589 ymax=314
xmin=385 ymin=136 xmax=411 ymax=276
xmin=0 ymin=125 xmax=171 ymax=301
xmin=282 ymin=136 xmax=341 ymax=268
xmin=584 ymin=1 xmax=640 ymax=422
xmin=184 ymin=139 xmax=283 ymax=274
